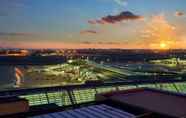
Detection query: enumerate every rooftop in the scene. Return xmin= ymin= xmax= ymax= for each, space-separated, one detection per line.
xmin=1 ymin=88 xmax=186 ymax=118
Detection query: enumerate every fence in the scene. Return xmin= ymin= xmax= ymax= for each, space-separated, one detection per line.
xmin=0 ymin=81 xmax=186 ymax=107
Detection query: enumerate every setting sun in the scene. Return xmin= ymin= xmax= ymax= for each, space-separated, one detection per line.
xmin=150 ymin=41 xmax=172 ymax=50
xmin=160 ymin=42 xmax=167 ymax=49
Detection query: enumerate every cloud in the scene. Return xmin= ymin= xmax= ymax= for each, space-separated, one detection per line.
xmin=80 ymin=30 xmax=98 ymax=34
xmin=175 ymin=11 xmax=184 ymax=17
xmin=97 ymin=42 xmax=121 ymax=45
xmin=88 ymin=20 xmax=105 ymax=25
xmin=81 ymin=41 xmax=121 ymax=45
xmin=141 ymin=15 xmax=176 ymax=49
xmin=81 ymin=41 xmax=92 ymax=44
xmin=114 ymin=0 xmax=127 ymax=6
xmin=88 ymin=11 xmax=143 ymax=24
xmin=0 ymin=32 xmax=34 ymax=36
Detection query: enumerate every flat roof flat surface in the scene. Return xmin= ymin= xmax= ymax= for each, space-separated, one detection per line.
xmin=109 ymin=89 xmax=186 ymax=117
xmin=31 ymin=104 xmax=135 ymax=118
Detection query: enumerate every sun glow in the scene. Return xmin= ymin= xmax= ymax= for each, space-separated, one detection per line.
xmin=142 ymin=15 xmax=177 ymax=49
xmin=160 ymin=42 xmax=168 ymax=49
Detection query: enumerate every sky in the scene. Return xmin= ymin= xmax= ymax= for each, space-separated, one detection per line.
xmin=0 ymin=0 xmax=186 ymax=49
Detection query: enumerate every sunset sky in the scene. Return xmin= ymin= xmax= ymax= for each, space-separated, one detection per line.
xmin=0 ymin=0 xmax=186 ymax=49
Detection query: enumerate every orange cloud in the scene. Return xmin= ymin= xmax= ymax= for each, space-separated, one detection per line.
xmin=0 ymin=41 xmax=145 ymax=49
xmin=141 ymin=15 xmax=176 ymax=49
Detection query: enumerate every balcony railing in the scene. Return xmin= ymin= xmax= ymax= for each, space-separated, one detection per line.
xmin=0 ymin=80 xmax=186 ymax=107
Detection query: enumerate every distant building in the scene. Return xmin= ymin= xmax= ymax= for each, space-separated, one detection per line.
xmin=0 ymin=66 xmax=15 ymax=89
